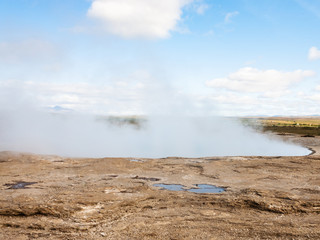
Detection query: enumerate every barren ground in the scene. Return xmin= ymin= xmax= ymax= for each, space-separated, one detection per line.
xmin=1 ymin=133 xmax=320 ymax=239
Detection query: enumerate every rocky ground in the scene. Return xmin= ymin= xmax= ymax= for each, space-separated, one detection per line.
xmin=0 ymin=133 xmax=320 ymax=239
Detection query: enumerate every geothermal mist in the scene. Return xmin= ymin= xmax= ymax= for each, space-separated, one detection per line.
xmin=0 ymin=109 xmax=310 ymax=158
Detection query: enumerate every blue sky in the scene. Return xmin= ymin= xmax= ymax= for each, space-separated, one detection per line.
xmin=1 ymin=0 xmax=320 ymax=116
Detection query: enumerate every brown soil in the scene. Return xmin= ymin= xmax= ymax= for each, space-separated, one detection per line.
xmin=1 ymin=134 xmax=320 ymax=239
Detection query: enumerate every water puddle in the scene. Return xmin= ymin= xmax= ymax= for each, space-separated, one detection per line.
xmin=188 ymin=184 xmax=225 ymax=193
xmin=5 ymin=181 xmax=37 ymax=189
xmin=154 ymin=184 xmax=186 ymax=191
xmin=154 ymin=183 xmax=225 ymax=193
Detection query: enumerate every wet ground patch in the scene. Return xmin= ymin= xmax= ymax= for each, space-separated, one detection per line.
xmin=154 ymin=183 xmax=225 ymax=193
xmin=132 ymin=176 xmax=160 ymax=181
xmin=129 ymin=159 xmax=145 ymax=162
xmin=302 ymin=134 xmax=315 ymax=138
xmin=4 ymin=181 xmax=37 ymax=189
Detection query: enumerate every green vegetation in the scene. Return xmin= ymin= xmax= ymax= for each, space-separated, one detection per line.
xmin=241 ymin=117 xmax=320 ymax=136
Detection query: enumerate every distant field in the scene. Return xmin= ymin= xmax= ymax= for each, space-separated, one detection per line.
xmin=241 ymin=117 xmax=320 ymax=136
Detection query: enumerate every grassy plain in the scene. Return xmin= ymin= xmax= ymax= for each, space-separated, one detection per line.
xmin=241 ymin=116 xmax=320 ymax=136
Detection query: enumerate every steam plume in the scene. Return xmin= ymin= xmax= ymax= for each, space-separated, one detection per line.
xmin=0 ymin=87 xmax=309 ymax=158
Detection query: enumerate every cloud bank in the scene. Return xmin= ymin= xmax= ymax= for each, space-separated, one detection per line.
xmin=206 ymin=67 xmax=315 ymax=93
xmin=87 ymin=0 xmax=193 ymax=39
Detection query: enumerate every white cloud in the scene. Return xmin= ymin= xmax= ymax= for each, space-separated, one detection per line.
xmin=308 ymin=46 xmax=320 ymax=61
xmin=196 ymin=3 xmax=209 ymax=15
xmin=225 ymin=11 xmax=239 ymax=23
xmin=87 ymin=0 xmax=193 ymax=39
xmin=202 ymin=90 xmax=320 ymax=116
xmin=206 ymin=67 xmax=315 ymax=93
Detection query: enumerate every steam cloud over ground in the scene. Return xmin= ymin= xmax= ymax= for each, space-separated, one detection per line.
xmin=0 ymin=105 xmax=310 ymax=158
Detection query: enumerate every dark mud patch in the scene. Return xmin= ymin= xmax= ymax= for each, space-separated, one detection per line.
xmin=132 ymin=176 xmax=160 ymax=182
xmin=302 ymin=134 xmax=315 ymax=138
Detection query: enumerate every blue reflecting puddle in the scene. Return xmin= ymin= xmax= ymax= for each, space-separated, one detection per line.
xmin=153 ymin=184 xmax=186 ymax=191
xmin=154 ymin=184 xmax=225 ymax=193
xmin=188 ymin=184 xmax=225 ymax=193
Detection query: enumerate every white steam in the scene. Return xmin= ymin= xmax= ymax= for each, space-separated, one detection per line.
xmin=0 ymin=98 xmax=310 ymax=158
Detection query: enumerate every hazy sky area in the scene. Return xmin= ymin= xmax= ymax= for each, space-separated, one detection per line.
xmin=1 ymin=0 xmax=320 ymax=116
